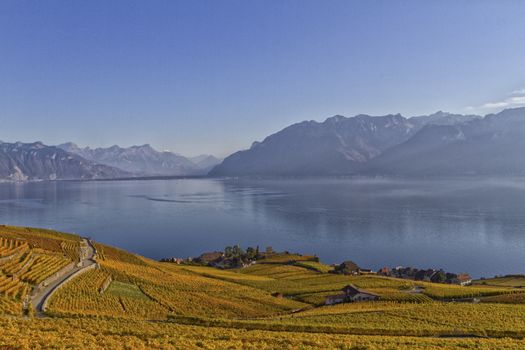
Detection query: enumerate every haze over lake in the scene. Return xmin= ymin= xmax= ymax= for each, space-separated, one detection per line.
xmin=0 ymin=177 xmax=524 ymax=278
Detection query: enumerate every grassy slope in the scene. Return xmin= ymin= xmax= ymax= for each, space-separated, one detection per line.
xmin=2 ymin=226 xmax=525 ymax=349
xmin=473 ymin=275 xmax=525 ymax=288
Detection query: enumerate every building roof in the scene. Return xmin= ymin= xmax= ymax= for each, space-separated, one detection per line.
xmin=326 ymin=293 xmax=346 ymax=301
xmin=342 ymin=284 xmax=380 ymax=297
xmin=198 ymin=251 xmax=223 ymax=262
xmin=457 ymin=273 xmax=472 ymax=282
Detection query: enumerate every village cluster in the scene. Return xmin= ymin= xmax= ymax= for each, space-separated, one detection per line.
xmin=334 ymin=260 xmax=472 ymax=286
xmin=161 ymin=245 xmax=472 ymax=306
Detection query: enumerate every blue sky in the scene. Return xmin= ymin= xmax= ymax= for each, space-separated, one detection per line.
xmin=1 ymin=0 xmax=525 ymax=156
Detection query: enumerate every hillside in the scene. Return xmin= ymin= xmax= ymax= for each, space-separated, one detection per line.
xmin=2 ymin=226 xmax=525 ymax=348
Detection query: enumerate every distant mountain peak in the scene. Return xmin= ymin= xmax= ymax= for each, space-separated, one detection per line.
xmin=325 ymin=115 xmax=347 ymax=123
xmin=58 ymin=142 xmax=217 ymax=176
xmin=130 ymin=144 xmax=152 ymax=149
xmin=430 ymin=110 xmax=449 ymax=116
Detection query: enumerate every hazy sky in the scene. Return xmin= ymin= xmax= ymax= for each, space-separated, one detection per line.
xmin=1 ymin=1 xmax=525 ymax=157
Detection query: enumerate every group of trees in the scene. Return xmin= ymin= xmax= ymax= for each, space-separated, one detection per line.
xmin=221 ymin=245 xmax=262 ymax=268
xmin=224 ymin=245 xmax=260 ymax=260
xmin=381 ymin=267 xmax=470 ymax=285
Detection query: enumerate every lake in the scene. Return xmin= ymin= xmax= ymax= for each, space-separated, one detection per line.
xmin=0 ymin=177 xmax=524 ymax=278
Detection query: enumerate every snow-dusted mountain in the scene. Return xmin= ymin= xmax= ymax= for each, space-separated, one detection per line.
xmin=0 ymin=142 xmax=128 ymax=181
xmin=409 ymin=111 xmax=481 ymax=127
xmin=5 ymin=107 xmax=522 ymax=180
xmin=209 ymin=113 xmax=421 ymax=176
xmin=209 ymin=108 xmax=525 ymax=177
xmin=210 ymin=110 xmax=480 ymax=177
xmin=58 ymin=143 xmax=217 ymax=176
xmin=364 ymin=107 xmax=525 ymax=175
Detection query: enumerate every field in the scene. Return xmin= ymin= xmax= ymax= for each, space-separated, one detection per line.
xmin=2 ymin=226 xmax=525 ymax=349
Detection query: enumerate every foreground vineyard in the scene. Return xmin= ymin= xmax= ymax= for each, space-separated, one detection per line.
xmin=3 ymin=316 xmax=525 ymax=350
xmin=0 ymin=226 xmax=81 ymax=315
xmin=2 ymin=226 xmax=525 ymax=349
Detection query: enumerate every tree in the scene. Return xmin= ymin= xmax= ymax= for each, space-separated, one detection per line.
xmin=224 ymin=246 xmax=233 ymax=258
xmin=431 ymin=270 xmax=447 ymax=283
xmin=246 ymin=247 xmax=255 ymax=259
xmin=232 ymin=244 xmax=241 ymax=257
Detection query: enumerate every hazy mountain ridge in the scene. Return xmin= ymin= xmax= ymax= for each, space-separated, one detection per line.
xmin=209 ymin=111 xmax=481 ymax=176
xmin=409 ymin=111 xmax=481 ymax=127
xmin=210 ymin=108 xmax=525 ymax=176
xmin=365 ymin=107 xmax=525 ymax=175
xmin=0 ymin=142 xmax=128 ymax=181
xmin=59 ymin=143 xmax=220 ymax=176
xmin=3 ymin=108 xmax=522 ymax=180
xmin=189 ymin=154 xmax=222 ymax=173
xmin=210 ymin=114 xmax=421 ymax=176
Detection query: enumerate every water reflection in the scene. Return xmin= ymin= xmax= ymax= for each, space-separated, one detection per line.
xmin=0 ymin=177 xmax=524 ymax=278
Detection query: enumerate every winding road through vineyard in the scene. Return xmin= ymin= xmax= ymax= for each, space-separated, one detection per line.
xmin=31 ymin=238 xmax=96 ymax=313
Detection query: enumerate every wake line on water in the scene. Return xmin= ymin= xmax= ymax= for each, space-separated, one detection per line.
xmin=127 ymin=195 xmax=193 ymax=203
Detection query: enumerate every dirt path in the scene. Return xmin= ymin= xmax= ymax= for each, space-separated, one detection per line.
xmin=31 ymin=238 xmax=96 ymax=314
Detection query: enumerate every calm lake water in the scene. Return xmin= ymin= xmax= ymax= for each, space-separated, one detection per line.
xmin=0 ymin=177 xmax=524 ymax=278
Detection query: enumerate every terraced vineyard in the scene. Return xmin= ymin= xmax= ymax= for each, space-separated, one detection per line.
xmin=0 ymin=237 xmax=28 ymax=257
xmin=2 ymin=225 xmax=525 ymax=349
xmin=0 ymin=226 xmax=82 ymax=315
xmin=49 ymin=253 xmax=306 ymax=319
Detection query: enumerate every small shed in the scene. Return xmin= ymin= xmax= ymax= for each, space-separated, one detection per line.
xmin=325 ymin=293 xmax=347 ymax=305
xmin=325 ymin=284 xmax=380 ymax=305
xmin=342 ymin=285 xmax=380 ymax=302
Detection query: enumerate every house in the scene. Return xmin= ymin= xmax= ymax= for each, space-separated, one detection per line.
xmin=197 ymin=251 xmax=224 ymax=264
xmin=325 ymin=285 xmax=380 ymax=305
xmin=159 ymin=257 xmax=184 ymax=264
xmin=325 ymin=293 xmax=347 ymax=305
xmin=342 ymin=285 xmax=380 ymax=302
xmin=454 ymin=273 xmax=472 ymax=286
xmin=377 ymin=266 xmax=391 ymax=276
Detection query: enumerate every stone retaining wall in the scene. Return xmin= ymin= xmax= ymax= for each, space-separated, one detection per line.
xmin=36 ymin=262 xmax=76 ymax=290
xmin=89 ymin=239 xmax=98 ymax=261
xmin=99 ymin=275 xmax=112 ymax=294
xmin=41 ymin=262 xmax=98 ymax=312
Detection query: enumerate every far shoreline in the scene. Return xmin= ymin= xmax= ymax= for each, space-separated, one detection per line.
xmin=3 ymin=173 xmax=525 ymax=184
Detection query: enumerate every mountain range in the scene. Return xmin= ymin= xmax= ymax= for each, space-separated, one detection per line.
xmin=57 ymin=143 xmax=220 ymax=176
xmin=209 ymin=107 xmax=525 ymax=177
xmin=364 ymin=108 xmax=525 ymax=176
xmin=0 ymin=142 xmax=128 ymax=181
xmin=0 ymin=142 xmax=220 ymax=181
xmin=2 ymin=107 xmax=524 ymax=181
